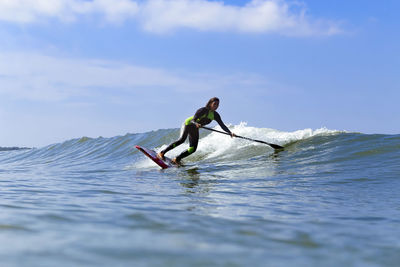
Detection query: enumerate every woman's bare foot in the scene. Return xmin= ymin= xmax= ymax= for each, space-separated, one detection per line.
xmin=171 ymin=158 xmax=181 ymax=165
xmin=157 ymin=152 xmax=165 ymax=160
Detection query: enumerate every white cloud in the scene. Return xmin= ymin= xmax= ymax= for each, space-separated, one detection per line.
xmin=0 ymin=0 xmax=342 ymax=36
xmin=0 ymin=0 xmax=138 ymax=24
xmin=139 ymin=0 xmax=341 ymax=36
xmin=0 ymin=52 xmax=270 ymax=103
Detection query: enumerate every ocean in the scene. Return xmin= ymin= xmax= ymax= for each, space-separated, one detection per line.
xmin=1 ymin=123 xmax=399 ymax=266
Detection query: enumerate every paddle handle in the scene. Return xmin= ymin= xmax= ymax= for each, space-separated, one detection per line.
xmin=201 ymin=126 xmax=284 ymax=150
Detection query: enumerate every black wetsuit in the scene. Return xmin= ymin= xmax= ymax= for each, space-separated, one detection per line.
xmin=161 ymin=107 xmax=231 ymax=161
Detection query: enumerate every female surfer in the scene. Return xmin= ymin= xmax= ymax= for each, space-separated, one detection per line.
xmin=158 ymin=97 xmax=236 ymax=165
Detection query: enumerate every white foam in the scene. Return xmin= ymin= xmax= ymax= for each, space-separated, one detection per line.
xmin=132 ymin=123 xmax=345 ymax=166
xmin=195 ymin=122 xmax=344 ymax=161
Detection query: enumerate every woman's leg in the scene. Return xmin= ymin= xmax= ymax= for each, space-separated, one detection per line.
xmin=175 ymin=125 xmax=199 ymax=162
xmin=159 ymin=125 xmax=189 ymax=158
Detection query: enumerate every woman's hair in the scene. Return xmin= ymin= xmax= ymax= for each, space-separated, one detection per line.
xmin=206 ymin=97 xmax=219 ymax=109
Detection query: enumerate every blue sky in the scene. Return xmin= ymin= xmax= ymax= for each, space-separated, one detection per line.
xmin=0 ymin=0 xmax=399 ymax=147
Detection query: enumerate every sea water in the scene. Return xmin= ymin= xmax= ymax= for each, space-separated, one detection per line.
xmin=0 ymin=123 xmax=399 ymax=266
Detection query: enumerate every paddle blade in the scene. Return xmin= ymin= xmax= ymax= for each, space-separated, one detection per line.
xmin=268 ymin=143 xmax=284 ymax=150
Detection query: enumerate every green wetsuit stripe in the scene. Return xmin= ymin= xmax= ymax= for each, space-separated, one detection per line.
xmin=185 ymin=116 xmax=194 ymax=125
xmin=185 ymin=110 xmax=214 ymax=125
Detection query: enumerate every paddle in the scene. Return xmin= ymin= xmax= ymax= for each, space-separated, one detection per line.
xmin=201 ymin=126 xmax=284 ymax=150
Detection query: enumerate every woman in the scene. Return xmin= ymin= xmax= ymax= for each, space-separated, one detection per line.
xmin=158 ymin=97 xmax=235 ymax=165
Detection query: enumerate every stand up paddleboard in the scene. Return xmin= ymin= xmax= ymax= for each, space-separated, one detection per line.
xmin=135 ymin=145 xmax=177 ymax=169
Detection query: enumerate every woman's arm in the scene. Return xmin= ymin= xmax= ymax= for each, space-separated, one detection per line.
xmin=214 ymin=112 xmax=231 ymax=134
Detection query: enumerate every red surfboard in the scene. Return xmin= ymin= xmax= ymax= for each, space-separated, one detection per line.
xmin=135 ymin=145 xmax=176 ymax=169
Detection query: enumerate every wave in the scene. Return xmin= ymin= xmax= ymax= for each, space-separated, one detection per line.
xmin=0 ymin=147 xmax=29 ymax=151
xmin=1 ymin=123 xmax=398 ymax=173
xmin=135 ymin=123 xmax=346 ymax=168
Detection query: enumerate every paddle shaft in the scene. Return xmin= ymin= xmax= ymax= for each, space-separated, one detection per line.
xmin=201 ymin=126 xmax=284 ymax=150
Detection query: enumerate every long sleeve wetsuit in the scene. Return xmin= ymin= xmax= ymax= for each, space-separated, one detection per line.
xmin=161 ymin=107 xmax=231 ymax=161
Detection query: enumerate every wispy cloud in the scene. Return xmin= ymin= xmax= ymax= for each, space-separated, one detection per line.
xmin=138 ymin=0 xmax=342 ymax=36
xmin=0 ymin=52 xmax=270 ymax=103
xmin=0 ymin=0 xmax=342 ymax=36
xmin=0 ymin=0 xmax=139 ymax=24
